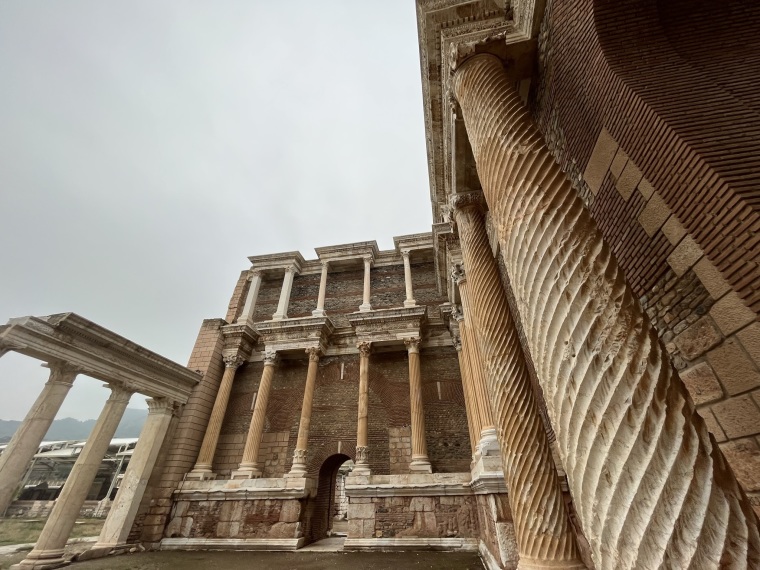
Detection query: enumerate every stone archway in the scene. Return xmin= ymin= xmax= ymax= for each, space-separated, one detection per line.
xmin=304 ymin=453 xmax=351 ymax=544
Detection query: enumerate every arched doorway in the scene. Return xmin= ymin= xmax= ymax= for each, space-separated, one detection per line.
xmin=305 ymin=453 xmax=351 ymax=543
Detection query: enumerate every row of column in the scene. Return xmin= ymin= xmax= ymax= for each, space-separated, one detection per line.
xmin=0 ymin=355 xmax=177 ymax=568
xmin=235 ymin=252 xmax=419 ymax=325
xmin=189 ymin=336 xmax=434 ymax=481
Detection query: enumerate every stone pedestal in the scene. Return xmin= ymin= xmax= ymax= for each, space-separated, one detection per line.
xmin=405 ymin=337 xmax=431 ymax=474
xmin=92 ymin=398 xmax=174 ymax=551
xmin=187 ymin=355 xmax=244 ymax=480
xmin=14 ymin=385 xmax=132 ymax=570
xmin=286 ymin=348 xmax=320 ymax=478
xmin=0 ymin=362 xmax=78 ymax=516
xmin=232 ymin=351 xmax=277 ymax=479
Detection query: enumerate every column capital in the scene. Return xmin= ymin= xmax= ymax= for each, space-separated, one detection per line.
xmin=451 ymin=333 xmax=463 ymax=352
xmin=284 ymin=264 xmax=298 ymax=275
xmin=401 ymin=249 xmax=411 ymax=259
xmin=449 ymin=191 xmax=486 ymax=216
xmin=362 ymin=254 xmax=373 ymax=265
xmin=146 ymin=397 xmax=175 ymax=416
xmin=44 ymin=361 xmax=81 ymax=386
xmin=320 ymin=259 xmax=330 ymax=269
xmin=404 ymin=337 xmax=421 ymax=354
xmin=223 ymin=354 xmax=246 ymax=369
xmin=248 ymin=268 xmax=263 ymax=280
xmin=107 ymin=384 xmax=134 ymax=403
xmin=305 ymin=347 xmax=321 ymax=362
xmin=263 ymin=348 xmax=279 ymax=366
xmin=451 ymin=304 xmax=465 ymax=322
xmin=451 ymin=262 xmax=467 ymax=286
xmin=357 ymin=341 xmax=372 ymax=356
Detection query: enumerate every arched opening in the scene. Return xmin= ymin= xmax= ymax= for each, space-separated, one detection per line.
xmin=304 ymin=453 xmax=351 ymax=543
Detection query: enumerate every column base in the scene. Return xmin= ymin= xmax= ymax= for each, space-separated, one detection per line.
xmin=352 ymin=461 xmax=371 ymax=477
xmin=184 ymin=468 xmax=217 ymax=481
xmin=285 ymin=463 xmax=308 ymax=478
xmin=12 ymin=548 xmax=68 ymax=570
xmin=403 ymin=300 xmax=417 ymax=308
xmin=230 ymin=465 xmax=263 ymax=480
xmin=409 ymin=457 xmax=432 ymax=473
xmin=272 ymin=314 xmax=287 ymax=321
xmin=358 ymin=303 xmax=372 ymax=313
xmin=311 ymin=309 xmax=326 ymax=317
xmin=477 ymin=427 xmax=500 ymax=456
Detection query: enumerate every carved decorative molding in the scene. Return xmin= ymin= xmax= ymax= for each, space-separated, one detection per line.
xmin=222 ymin=354 xmax=246 ymax=369
xmin=263 ymin=349 xmax=278 ymax=365
xmin=404 ymin=337 xmax=421 ymax=353
xmin=357 ymin=342 xmax=372 ymax=357
xmin=451 ymin=263 xmax=467 ymax=286
xmin=305 ymin=347 xmax=321 ymax=362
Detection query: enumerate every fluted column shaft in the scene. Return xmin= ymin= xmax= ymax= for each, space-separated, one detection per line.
xmin=232 ymin=351 xmax=276 ymax=479
xmin=453 ymin=198 xmax=582 ymax=568
xmin=94 ymin=398 xmax=174 ymax=548
xmin=287 ymin=348 xmax=320 ymax=477
xmin=237 ymin=270 xmax=262 ymax=325
xmin=354 ymin=342 xmax=371 ymax=476
xmin=405 ymin=337 xmax=431 ymax=473
xmin=451 ymin=323 xmax=478 ymax=455
xmin=190 ymin=355 xmax=244 ymax=477
xmin=313 ymin=262 xmax=329 ymax=316
xmin=17 ymin=385 xmax=132 ymax=569
xmin=453 ymin=53 xmax=760 ymax=569
xmin=0 ymin=362 xmax=78 ymax=516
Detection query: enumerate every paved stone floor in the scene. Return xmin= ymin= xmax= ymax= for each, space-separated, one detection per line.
xmin=64 ymin=550 xmax=484 ymax=570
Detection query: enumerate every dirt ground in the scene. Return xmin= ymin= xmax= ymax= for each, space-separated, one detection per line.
xmin=0 ymin=519 xmax=103 ymax=546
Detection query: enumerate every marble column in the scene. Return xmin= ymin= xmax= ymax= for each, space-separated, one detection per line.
xmin=272 ymin=266 xmax=297 ymax=321
xmin=0 ymin=361 xmax=79 ymax=516
xmin=453 ymin=51 xmax=760 ymax=566
xmin=359 ymin=255 xmax=372 ymax=312
xmin=236 ymin=270 xmax=262 ymax=325
xmin=286 ymin=348 xmax=320 ymax=478
xmin=16 ymin=384 xmax=132 ymax=570
xmin=232 ymin=350 xmax=277 ymax=479
xmin=451 ymin=193 xmax=583 ymax=568
xmin=451 ymin=264 xmax=498 ymax=456
xmin=450 ymin=317 xmax=478 ymax=456
xmin=404 ymin=337 xmax=431 ymax=473
xmin=93 ymin=398 xmax=174 ymax=550
xmin=401 ymin=249 xmax=416 ymax=307
xmin=187 ymin=354 xmax=245 ymax=479
xmin=353 ymin=342 xmax=371 ymax=476
xmin=312 ymin=261 xmax=329 ymax=317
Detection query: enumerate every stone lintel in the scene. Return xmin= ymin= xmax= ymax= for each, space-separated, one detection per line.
xmin=314 ymin=241 xmax=380 ymax=266
xmin=220 ymin=324 xmax=259 ymax=360
xmin=348 ymin=306 xmax=428 ymax=345
xmin=0 ymin=314 xmax=200 ymax=403
xmin=254 ymin=316 xmax=334 ymax=355
xmin=393 ymin=232 xmax=434 ymax=254
xmin=160 ymin=537 xmax=305 ymax=551
xmin=172 ymin=476 xmax=317 ymax=501
xmin=247 ymin=251 xmax=304 ymax=276
xmin=345 ymin=472 xmax=472 ymax=497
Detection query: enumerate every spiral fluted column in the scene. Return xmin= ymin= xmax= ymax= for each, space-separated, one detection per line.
xmin=450 ymin=312 xmax=478 ymax=455
xmin=354 ymin=342 xmax=371 ymax=476
xmin=188 ymin=354 xmax=245 ymax=479
xmin=232 ymin=350 xmax=277 ymax=479
xmin=405 ymin=337 xmax=431 ymax=473
xmin=287 ymin=348 xmax=320 ymax=477
xmin=452 ymin=195 xmax=583 ymax=569
xmin=452 ymin=53 xmax=760 ymax=569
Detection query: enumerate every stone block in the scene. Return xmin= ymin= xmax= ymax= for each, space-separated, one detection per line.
xmin=583 ymin=128 xmax=618 ymax=195
xmin=279 ymin=500 xmax=301 ymax=523
xmin=637 ymin=192 xmax=670 ymax=237
xmin=673 ymin=317 xmax=722 ymax=360
xmin=719 ymin=438 xmax=760 ymax=492
xmin=269 ymin=522 xmax=299 ymax=539
xmin=615 ymin=160 xmax=643 ymax=201
xmin=348 ymin=519 xmax=364 ymax=538
xmin=737 ymin=323 xmax=760 ymax=369
xmin=693 ymin=257 xmax=731 ymax=301
xmin=661 ymin=216 xmax=687 ymax=246
xmin=699 ymin=408 xmax=726 ymax=442
xmin=667 ymin=236 xmax=703 ymax=277
xmin=710 ymin=292 xmax=756 ymax=336
xmin=638 ymin=177 xmax=655 ymax=200
xmin=680 ymin=362 xmax=723 ymax=405
xmin=609 ymin=148 xmax=628 ymax=179
xmin=409 ymin=497 xmax=435 ymax=512
xmin=706 ymin=338 xmax=760 ymax=396
xmin=348 ymin=502 xmax=375 ymax=520
xmin=711 ymin=395 xmax=760 ymax=439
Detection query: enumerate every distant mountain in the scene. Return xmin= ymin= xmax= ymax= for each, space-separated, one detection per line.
xmin=0 ymin=407 xmax=148 ymax=444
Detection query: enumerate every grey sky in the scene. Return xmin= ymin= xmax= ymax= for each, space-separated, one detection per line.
xmin=0 ymin=1 xmax=431 ymax=420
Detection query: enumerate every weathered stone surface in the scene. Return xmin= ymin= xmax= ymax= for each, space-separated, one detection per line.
xmin=698 ymin=408 xmax=727 ymax=442
xmin=680 ymin=362 xmax=723 ymax=405
xmin=667 ymin=235 xmax=704 ymax=277
xmin=661 ymin=216 xmax=687 ymax=246
xmin=737 ymin=323 xmax=760 ymax=369
xmin=710 ymin=292 xmax=757 ymax=336
xmin=278 ymin=500 xmax=301 ymax=523
xmin=348 ymin=502 xmax=375 ymax=520
xmin=269 ymin=522 xmax=299 ymax=539
xmin=719 ymin=439 xmax=760 ymax=492
xmin=673 ymin=316 xmax=722 ymax=360
xmin=707 ymin=338 xmax=760 ymax=396
xmin=693 ymin=257 xmax=731 ymax=300
xmin=712 ymin=395 xmax=760 ymax=439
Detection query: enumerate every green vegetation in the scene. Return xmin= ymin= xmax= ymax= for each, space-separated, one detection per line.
xmin=0 ymin=518 xmax=103 ymax=546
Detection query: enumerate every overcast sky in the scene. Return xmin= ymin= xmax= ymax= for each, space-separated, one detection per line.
xmin=0 ymin=1 xmax=431 ymax=420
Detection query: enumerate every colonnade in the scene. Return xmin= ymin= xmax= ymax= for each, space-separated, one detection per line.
xmin=235 ymin=251 xmax=418 ymax=325
xmin=0 ymin=355 xmax=178 ymax=568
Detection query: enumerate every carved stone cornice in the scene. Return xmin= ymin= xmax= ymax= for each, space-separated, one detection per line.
xmin=221 ymin=323 xmax=259 ymax=362
xmin=451 ymin=263 xmax=467 ymax=286
xmin=0 ymin=313 xmax=201 ymax=403
xmin=255 ymin=316 xmax=334 ymax=354
xmin=348 ymin=306 xmax=428 ymax=345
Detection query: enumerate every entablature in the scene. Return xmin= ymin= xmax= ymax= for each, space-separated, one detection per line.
xmin=255 ymin=316 xmax=334 ymax=355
